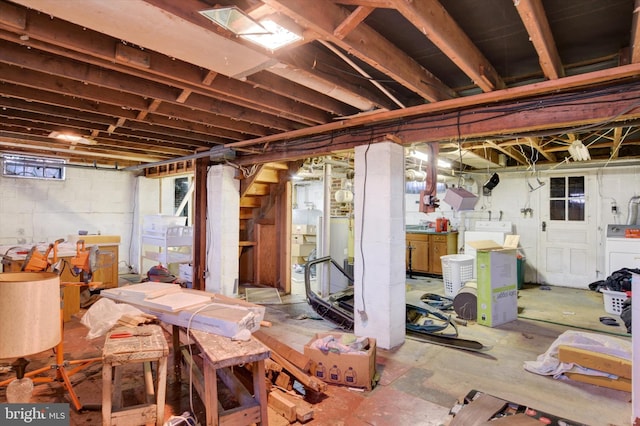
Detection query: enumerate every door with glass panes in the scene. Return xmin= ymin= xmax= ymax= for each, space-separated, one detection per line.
xmin=537 ymin=174 xmax=597 ymax=288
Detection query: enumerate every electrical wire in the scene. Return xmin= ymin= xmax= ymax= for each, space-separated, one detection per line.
xmin=357 ymin=139 xmax=372 ymax=322
xmin=182 ymin=301 xmax=246 ymax=420
xmin=260 ymin=81 xmax=640 ymax=158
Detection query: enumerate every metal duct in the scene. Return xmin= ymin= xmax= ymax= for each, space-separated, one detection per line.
xmin=626 ymin=196 xmax=640 ymax=225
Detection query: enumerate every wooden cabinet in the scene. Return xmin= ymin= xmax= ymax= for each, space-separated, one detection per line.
xmin=429 ymin=233 xmax=458 ymax=275
xmin=406 ymin=232 xmax=458 ymax=275
xmin=406 ymin=233 xmax=429 ymax=273
xmin=92 ymin=245 xmax=119 ymax=288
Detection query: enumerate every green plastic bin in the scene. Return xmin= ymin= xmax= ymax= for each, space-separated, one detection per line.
xmin=517 ymin=257 xmax=525 ymax=289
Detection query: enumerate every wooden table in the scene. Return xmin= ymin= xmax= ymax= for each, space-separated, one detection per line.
xmin=181 ymin=328 xmax=270 ymax=426
xmin=102 ymin=324 xmax=168 ymax=426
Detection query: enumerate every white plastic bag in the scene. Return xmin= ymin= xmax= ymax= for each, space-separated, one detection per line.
xmin=81 ymin=298 xmax=146 ymax=339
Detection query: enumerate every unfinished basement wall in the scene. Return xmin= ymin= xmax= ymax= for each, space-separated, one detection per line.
xmin=444 ymin=166 xmax=640 ymax=285
xmin=0 ymin=167 xmax=137 ymax=273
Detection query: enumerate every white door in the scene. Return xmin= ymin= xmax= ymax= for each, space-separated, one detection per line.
xmin=537 ymin=174 xmax=598 ymax=288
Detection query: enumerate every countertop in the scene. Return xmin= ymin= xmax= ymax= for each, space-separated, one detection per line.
xmin=0 ymin=236 xmax=120 ymax=260
xmin=406 ymin=227 xmax=457 ymax=235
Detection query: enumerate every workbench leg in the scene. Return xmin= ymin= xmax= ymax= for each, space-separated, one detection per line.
xmin=102 ymin=363 xmax=113 ymax=426
xmin=113 ymin=366 xmax=122 ymax=409
xmin=156 ymin=356 xmax=168 ymax=426
xmin=203 ymin=361 xmax=218 ymax=426
xmin=144 ymin=361 xmax=155 ymax=404
xmin=172 ymin=325 xmax=182 ymax=382
xmin=253 ymin=361 xmax=268 ymax=425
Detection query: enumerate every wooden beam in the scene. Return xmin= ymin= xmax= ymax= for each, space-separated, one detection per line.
xmin=0 ymin=1 xmax=26 ymax=30
xmin=0 ymin=4 xmax=333 ymax=126
xmin=0 ymin=59 xmax=269 ymax=140
xmin=514 ymin=0 xmax=564 ymax=79
xmin=612 ymin=126 xmax=623 ymax=158
xmin=192 ymin=156 xmax=208 ymax=291
xmin=478 ymin=140 xmax=526 ymax=165
xmin=524 ymin=136 xmax=557 ymax=162
xmin=263 ymin=0 xmax=454 ymax=102
xmin=333 ymin=6 xmax=374 ymax=40
xmin=631 ymin=0 xmax=640 ymax=63
xmin=558 ymin=345 xmax=631 ymax=379
xmin=391 ymin=0 xmax=505 ymax=91
xmin=230 ymin=63 xmax=640 ymax=154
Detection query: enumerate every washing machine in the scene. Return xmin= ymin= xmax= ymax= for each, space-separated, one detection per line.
xmin=464 ymin=221 xmax=513 ymax=277
xmin=605 ymin=224 xmax=640 ymax=277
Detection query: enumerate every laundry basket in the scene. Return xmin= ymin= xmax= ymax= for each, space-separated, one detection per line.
xmin=441 ymin=254 xmax=475 ymax=297
xmin=601 ymin=289 xmax=628 ymax=315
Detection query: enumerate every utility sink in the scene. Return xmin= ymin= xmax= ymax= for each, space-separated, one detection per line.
xmin=406 ymin=225 xmax=435 ymax=233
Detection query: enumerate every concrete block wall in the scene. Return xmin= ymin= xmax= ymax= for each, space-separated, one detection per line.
xmin=0 ymin=167 xmax=137 ymax=272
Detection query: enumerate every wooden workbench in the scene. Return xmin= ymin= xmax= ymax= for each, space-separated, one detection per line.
xmin=180 ymin=328 xmax=270 ymax=426
xmin=1 ymin=236 xmax=120 ymax=288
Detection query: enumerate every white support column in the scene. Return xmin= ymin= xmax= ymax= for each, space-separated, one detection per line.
xmin=353 ymin=141 xmax=406 ymax=350
xmin=206 ymin=164 xmax=240 ymax=296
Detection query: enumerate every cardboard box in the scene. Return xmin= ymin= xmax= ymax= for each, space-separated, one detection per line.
xmin=468 ymin=235 xmax=519 ymax=327
xmin=304 ymin=332 xmax=376 ymax=390
xmin=292 ymin=224 xmax=316 ymax=235
xmin=291 ymin=243 xmax=315 ymax=257
xmin=442 ymin=187 xmax=478 ymax=211
xmin=178 ymin=263 xmax=193 ymax=281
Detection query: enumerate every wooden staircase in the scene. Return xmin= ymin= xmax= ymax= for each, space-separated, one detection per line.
xmin=238 ymin=162 xmax=291 ymax=288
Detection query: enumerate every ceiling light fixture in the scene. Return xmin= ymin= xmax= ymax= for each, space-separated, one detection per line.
xmin=199 ymin=7 xmax=301 ymax=50
xmin=48 ymin=131 xmax=97 ymax=145
xmin=568 ymin=140 xmax=591 ymax=161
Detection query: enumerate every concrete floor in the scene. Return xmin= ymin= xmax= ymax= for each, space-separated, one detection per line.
xmin=0 ymin=276 xmax=632 ymax=426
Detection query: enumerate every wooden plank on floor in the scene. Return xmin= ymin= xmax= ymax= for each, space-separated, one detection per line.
xmin=267 ymin=406 xmax=291 ymax=426
xmin=564 ymin=372 xmax=631 ymax=392
xmin=558 ymin=345 xmax=631 ymax=379
xmin=479 ymin=413 xmax=543 ymax=425
xmin=253 ymin=330 xmax=313 ymax=372
xmin=268 ymin=390 xmax=297 ymax=423
xmin=273 ymin=389 xmax=314 ymax=423
xmin=450 ymin=394 xmax=507 ymax=426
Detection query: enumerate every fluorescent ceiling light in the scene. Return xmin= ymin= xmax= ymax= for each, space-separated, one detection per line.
xmin=200 ymin=8 xmax=301 ymax=50
xmin=568 ymin=140 xmax=590 ymax=162
xmin=48 ymin=131 xmax=96 ymax=145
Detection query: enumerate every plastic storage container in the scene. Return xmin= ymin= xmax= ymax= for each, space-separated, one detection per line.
xmin=517 ymin=256 xmax=525 ymax=289
xmin=441 ymin=254 xmax=475 ymax=297
xmin=602 ymin=289 xmax=628 ymax=315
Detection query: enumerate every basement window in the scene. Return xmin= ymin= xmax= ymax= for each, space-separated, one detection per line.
xmin=2 ymin=154 xmax=66 ymax=180
xmin=549 ymin=176 xmax=584 ymax=221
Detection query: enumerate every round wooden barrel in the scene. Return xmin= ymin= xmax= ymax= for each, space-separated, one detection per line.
xmin=453 ymin=281 xmax=477 ymax=320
